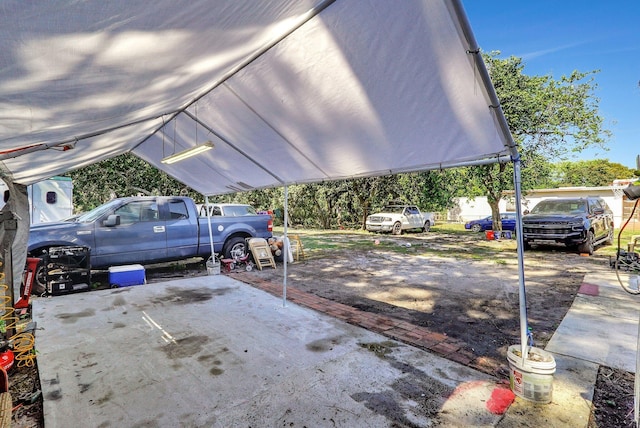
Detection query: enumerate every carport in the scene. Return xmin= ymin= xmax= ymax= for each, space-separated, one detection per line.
xmin=0 ymin=0 xmax=534 ymax=425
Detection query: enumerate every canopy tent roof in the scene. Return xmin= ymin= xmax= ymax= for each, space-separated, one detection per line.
xmin=0 ymin=0 xmax=515 ymax=195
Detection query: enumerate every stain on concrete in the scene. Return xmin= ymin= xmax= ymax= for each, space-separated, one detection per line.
xmin=112 ymin=322 xmax=126 ymax=329
xmin=112 ymin=296 xmax=127 ymax=307
xmin=131 ymin=419 xmax=161 ymax=428
xmin=306 ymin=335 xmax=346 ymax=352
xmin=45 ymin=389 xmax=62 ymax=401
xmin=149 ymin=286 xmax=233 ymax=306
xmin=79 ymin=383 xmax=91 ymax=393
xmin=209 ymin=367 xmax=224 ymax=376
xmin=352 ymin=390 xmax=417 ymax=426
xmin=352 ymin=346 xmax=454 ymax=426
xmin=160 ymin=335 xmax=211 ymax=359
xmin=359 ymin=341 xmax=398 ymax=358
xmin=55 ymin=308 xmax=96 ymax=323
xmin=47 ymin=374 xmax=60 ymax=385
xmin=91 ymin=390 xmax=113 ymax=406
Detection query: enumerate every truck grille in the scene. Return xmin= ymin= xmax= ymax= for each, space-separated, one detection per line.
xmin=369 ymin=216 xmax=385 ymax=223
xmin=523 ymin=225 xmax=573 ymax=235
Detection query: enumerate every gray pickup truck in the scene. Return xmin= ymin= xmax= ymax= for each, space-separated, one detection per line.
xmin=28 ymin=196 xmax=273 ymax=288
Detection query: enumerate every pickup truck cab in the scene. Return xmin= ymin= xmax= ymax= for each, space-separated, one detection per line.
xmin=366 ymin=203 xmax=435 ymax=235
xmin=522 ymin=197 xmax=614 ymax=255
xmin=28 ymin=196 xmax=272 ymax=290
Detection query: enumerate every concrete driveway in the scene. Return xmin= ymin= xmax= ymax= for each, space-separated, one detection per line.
xmin=33 ymin=275 xmax=508 ymax=427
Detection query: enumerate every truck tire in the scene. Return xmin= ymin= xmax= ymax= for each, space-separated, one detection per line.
xmin=32 ymin=258 xmax=47 ymax=295
xmin=422 ymin=220 xmax=431 ymax=233
xmin=392 ymin=222 xmax=402 ymax=235
xmin=578 ymin=230 xmax=595 ymax=255
xmin=223 ymin=237 xmax=247 ymax=259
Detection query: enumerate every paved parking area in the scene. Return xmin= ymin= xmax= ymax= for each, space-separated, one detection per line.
xmin=34 ymin=275 xmax=506 ymax=427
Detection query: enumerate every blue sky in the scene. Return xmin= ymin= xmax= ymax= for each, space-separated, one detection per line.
xmin=463 ymin=1 xmax=640 ymax=170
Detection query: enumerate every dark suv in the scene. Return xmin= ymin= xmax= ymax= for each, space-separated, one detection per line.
xmin=522 ymin=197 xmax=614 ymax=255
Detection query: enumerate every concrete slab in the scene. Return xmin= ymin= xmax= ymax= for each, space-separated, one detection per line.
xmin=33 ymin=275 xmax=503 ymax=427
xmin=547 ymin=271 xmax=640 ymax=373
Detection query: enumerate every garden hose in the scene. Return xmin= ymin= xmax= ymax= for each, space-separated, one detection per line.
xmin=9 ymin=332 xmax=36 ymax=368
xmin=614 ymin=198 xmax=640 ymax=294
xmin=0 ymin=276 xmax=17 ymax=333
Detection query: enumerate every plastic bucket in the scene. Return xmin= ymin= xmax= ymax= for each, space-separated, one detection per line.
xmin=485 ymin=230 xmax=495 ymax=240
xmin=503 ymin=231 xmax=513 ymax=239
xmin=507 ymin=345 xmax=556 ymax=404
xmin=206 ymin=256 xmax=220 ymax=276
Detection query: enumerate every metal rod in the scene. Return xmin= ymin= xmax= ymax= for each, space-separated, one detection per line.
xmin=204 ymin=195 xmax=215 ymax=258
xmin=283 ymin=185 xmax=288 ymax=307
xmin=513 ymin=157 xmax=529 ymax=359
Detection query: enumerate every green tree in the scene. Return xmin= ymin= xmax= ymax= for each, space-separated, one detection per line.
xmin=551 ymin=159 xmax=636 ymax=187
xmin=470 ymin=53 xmax=610 ymax=229
xmin=67 ymin=153 xmax=199 ymax=212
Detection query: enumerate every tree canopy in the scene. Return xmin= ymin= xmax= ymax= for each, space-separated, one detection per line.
xmin=467 ymin=52 xmax=611 ymax=229
xmin=550 ymin=159 xmax=636 ymax=187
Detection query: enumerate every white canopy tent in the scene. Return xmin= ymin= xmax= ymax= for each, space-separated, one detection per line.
xmin=0 ymin=0 xmax=529 ymax=353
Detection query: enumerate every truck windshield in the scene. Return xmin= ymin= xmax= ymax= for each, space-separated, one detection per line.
xmin=75 ymin=199 xmax=122 ymax=222
xmin=530 ymin=201 xmax=587 ymax=215
xmin=382 ymin=206 xmax=405 ymax=214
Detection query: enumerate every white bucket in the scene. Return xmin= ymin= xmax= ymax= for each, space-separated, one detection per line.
xmin=206 ymin=256 xmax=220 ymax=276
xmin=507 ymin=344 xmax=556 ymax=404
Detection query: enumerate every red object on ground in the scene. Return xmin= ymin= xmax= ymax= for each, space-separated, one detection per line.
xmin=578 ymin=282 xmax=599 ymax=296
xmin=486 ymin=386 xmax=516 ymax=415
xmin=14 ymin=257 xmax=40 ymax=309
xmin=0 ymin=351 xmax=14 ymax=372
xmin=485 ymin=230 xmax=495 ymax=240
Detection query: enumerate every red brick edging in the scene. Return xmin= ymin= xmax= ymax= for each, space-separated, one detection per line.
xmin=233 ymin=272 xmax=500 ymax=375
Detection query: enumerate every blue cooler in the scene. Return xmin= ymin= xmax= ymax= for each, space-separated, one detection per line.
xmin=109 ymin=264 xmax=146 ymax=288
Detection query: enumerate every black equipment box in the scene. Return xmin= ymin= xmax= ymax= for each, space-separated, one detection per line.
xmin=45 ymin=246 xmax=91 ymax=295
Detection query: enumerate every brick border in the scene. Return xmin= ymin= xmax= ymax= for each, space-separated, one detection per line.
xmin=233 ymin=272 xmax=500 ymax=375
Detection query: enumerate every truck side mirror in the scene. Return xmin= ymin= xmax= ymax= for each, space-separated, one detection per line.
xmin=104 ymin=214 xmax=121 ymax=227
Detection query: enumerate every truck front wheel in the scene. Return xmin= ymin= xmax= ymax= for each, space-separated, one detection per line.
xmin=578 ymin=230 xmax=595 ymax=255
xmin=223 ymin=237 xmax=247 ymax=259
xmin=392 ymin=222 xmax=402 ymax=235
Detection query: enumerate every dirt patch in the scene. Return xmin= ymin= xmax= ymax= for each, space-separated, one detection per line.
xmin=588 ymin=366 xmax=635 ymax=427
xmin=253 ymin=231 xmax=600 ymax=372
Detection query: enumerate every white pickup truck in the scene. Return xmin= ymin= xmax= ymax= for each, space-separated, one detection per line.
xmin=366 ymin=203 xmax=435 ymax=235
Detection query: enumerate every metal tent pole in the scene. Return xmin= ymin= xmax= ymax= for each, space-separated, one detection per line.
xmin=282 ymin=186 xmax=288 ymax=307
xmin=204 ymin=196 xmax=215 ymax=258
xmin=513 ymin=156 xmax=529 ymax=359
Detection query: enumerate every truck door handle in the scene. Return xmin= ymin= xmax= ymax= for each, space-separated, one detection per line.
xmin=153 ymin=226 xmax=165 ymax=233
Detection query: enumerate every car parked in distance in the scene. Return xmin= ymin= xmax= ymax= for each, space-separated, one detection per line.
xmin=464 ymin=213 xmax=517 ymax=232
xmin=522 ymin=197 xmax=614 ymax=255
xmin=366 ymin=203 xmax=435 ymax=235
